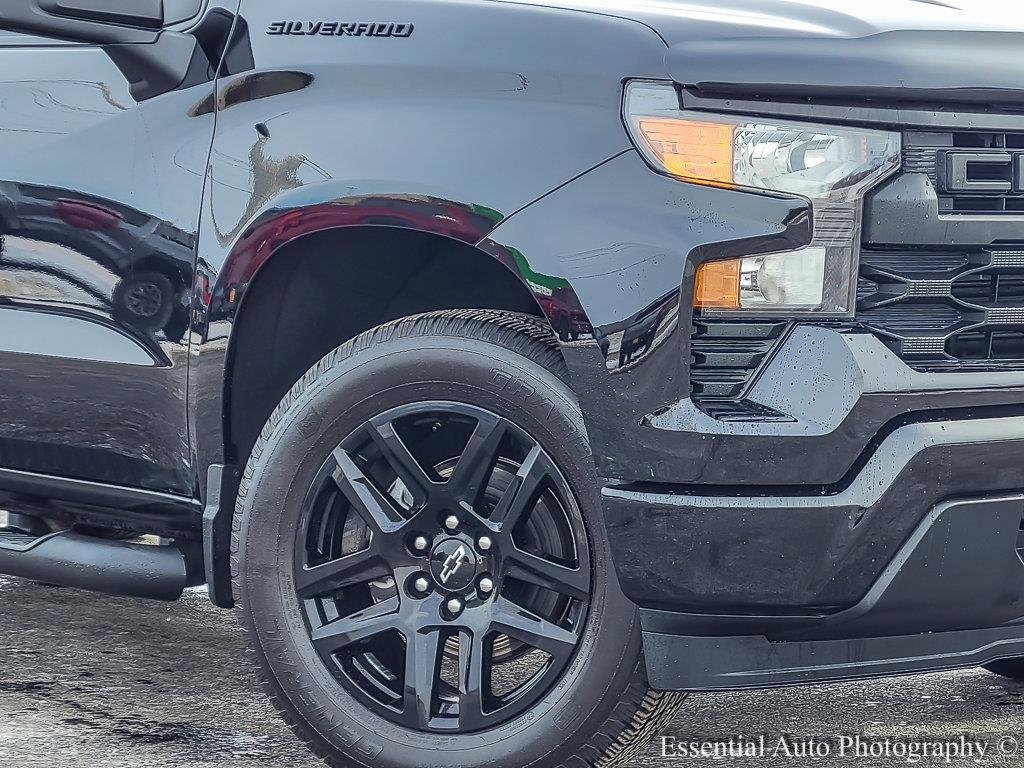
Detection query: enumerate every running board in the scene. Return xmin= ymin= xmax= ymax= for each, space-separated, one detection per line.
xmin=0 ymin=529 xmax=203 ymax=601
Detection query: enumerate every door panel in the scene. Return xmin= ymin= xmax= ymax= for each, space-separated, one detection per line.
xmin=0 ymin=32 xmax=216 ymax=494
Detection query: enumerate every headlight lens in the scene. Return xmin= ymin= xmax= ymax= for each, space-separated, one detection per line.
xmin=624 ymin=81 xmax=901 ymax=316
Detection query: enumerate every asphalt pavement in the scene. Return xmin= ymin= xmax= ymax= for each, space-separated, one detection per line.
xmin=2 ymin=575 xmax=1024 ymax=767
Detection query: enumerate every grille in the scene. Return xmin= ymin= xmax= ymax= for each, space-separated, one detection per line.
xmin=689 ymin=319 xmax=792 ymax=420
xmin=857 ymin=248 xmax=1024 ymax=370
xmin=904 ymin=130 xmax=1024 ymax=214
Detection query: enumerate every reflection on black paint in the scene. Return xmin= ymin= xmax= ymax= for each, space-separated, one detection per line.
xmin=0 ymin=21 xmax=223 ymax=496
xmin=190 ymin=70 xmax=314 ymax=117
xmin=0 ymin=181 xmax=195 ymax=347
xmin=595 ymin=290 xmax=680 ymax=371
xmin=214 ymin=194 xmax=505 ymax=320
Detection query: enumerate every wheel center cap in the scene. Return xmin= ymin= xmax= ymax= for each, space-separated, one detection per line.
xmin=429 ymin=538 xmax=478 ymax=591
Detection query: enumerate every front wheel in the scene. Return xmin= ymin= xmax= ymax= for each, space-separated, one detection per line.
xmin=232 ymin=310 xmax=685 ymax=768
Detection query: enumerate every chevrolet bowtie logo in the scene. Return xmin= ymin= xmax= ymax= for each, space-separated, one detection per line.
xmin=439 ymin=544 xmax=469 ymax=585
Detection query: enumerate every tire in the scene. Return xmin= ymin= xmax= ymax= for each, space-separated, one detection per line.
xmin=231 ymin=310 xmax=686 ymax=768
xmin=985 ymin=659 xmax=1024 ymax=682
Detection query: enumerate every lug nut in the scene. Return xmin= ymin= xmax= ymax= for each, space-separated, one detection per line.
xmin=413 ymin=577 xmax=430 ymax=594
xmin=412 ymin=535 xmax=430 ymax=552
xmin=477 ymin=536 xmax=492 ymax=552
xmin=478 ymin=576 xmax=494 ymax=594
xmin=444 ymin=515 xmax=460 ymax=531
xmin=446 ymin=598 xmax=463 ymax=615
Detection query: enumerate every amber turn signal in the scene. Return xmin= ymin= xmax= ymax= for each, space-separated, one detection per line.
xmin=634 ymin=118 xmax=734 ymax=185
xmin=694 ymin=259 xmax=740 ymax=309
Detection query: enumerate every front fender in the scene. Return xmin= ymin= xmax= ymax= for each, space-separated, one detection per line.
xmin=482 ymin=149 xmax=810 ymax=483
xmin=189 ymin=0 xmax=672 ymax=503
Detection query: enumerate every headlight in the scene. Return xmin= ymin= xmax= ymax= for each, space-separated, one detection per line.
xmin=624 ymin=81 xmax=900 ymax=316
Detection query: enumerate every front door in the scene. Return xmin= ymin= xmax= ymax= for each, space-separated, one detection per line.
xmin=0 ymin=25 xmax=216 ymax=496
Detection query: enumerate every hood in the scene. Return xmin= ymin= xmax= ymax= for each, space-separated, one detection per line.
xmin=501 ymin=0 xmax=1024 ymax=106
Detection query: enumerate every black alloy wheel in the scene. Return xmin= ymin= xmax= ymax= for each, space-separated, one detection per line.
xmin=232 ymin=310 xmax=686 ymax=768
xmin=295 ymin=401 xmax=591 ymax=732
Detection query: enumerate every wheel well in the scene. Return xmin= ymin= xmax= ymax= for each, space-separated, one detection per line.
xmin=226 ymin=226 xmax=550 ymax=467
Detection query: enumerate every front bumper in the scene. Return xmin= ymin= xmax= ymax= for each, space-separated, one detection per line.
xmin=486 ymin=146 xmax=1024 ymax=688
xmin=644 ymin=610 xmax=1024 ymax=690
xmin=608 ymin=419 xmax=1024 ymax=615
xmin=603 ymin=329 xmax=1024 ymax=689
xmin=640 ymin=482 xmax=1024 ymax=689
xmin=606 ymin=403 xmax=1024 ymax=690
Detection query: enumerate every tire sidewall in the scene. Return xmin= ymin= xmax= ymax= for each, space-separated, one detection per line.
xmin=237 ymin=332 xmax=641 ymax=768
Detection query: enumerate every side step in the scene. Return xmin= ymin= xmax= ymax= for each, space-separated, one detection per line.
xmin=0 ymin=529 xmax=203 ymax=601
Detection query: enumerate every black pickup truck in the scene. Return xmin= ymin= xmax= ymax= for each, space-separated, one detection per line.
xmin=2 ymin=1 xmax=1024 ymax=766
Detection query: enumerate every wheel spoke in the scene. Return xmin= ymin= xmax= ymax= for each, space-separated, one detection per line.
xmin=490 ymin=444 xmax=550 ymax=531
xmin=297 ymin=402 xmax=592 ymax=734
xmin=505 ymin=547 xmax=590 ymax=601
xmin=403 ymin=627 xmax=444 ymax=729
xmin=329 ymin=447 xmax=407 ymax=533
xmin=490 ymin=595 xmax=579 ymax=661
xmin=456 ymin=629 xmax=489 ymax=730
xmin=296 ymin=546 xmax=390 ymax=599
xmin=366 ymin=417 xmax=437 ymax=500
xmin=310 ymin=596 xmax=400 ymax=655
xmin=448 ymin=414 xmax=507 ymax=506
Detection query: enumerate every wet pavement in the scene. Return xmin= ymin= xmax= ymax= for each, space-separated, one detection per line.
xmin=3 ymin=576 xmax=1024 ymax=767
